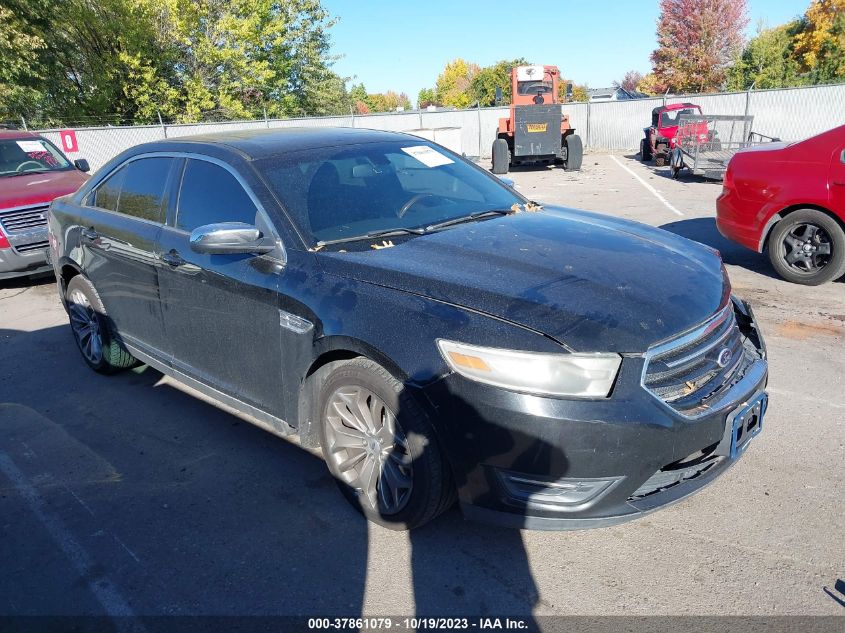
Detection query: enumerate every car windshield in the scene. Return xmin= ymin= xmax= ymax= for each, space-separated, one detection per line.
xmin=517 ymin=80 xmax=553 ymax=96
xmin=256 ymin=141 xmax=523 ymax=245
xmin=0 ymin=137 xmax=72 ymax=177
xmin=660 ymin=108 xmax=699 ymax=128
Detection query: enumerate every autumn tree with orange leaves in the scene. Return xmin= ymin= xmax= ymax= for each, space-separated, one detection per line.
xmin=650 ymin=0 xmax=749 ymax=93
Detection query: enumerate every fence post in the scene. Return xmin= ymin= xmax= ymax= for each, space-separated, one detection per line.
xmin=477 ymin=104 xmax=483 ymax=158
xmin=585 ymin=101 xmax=591 ymax=149
xmin=263 ymin=105 xmax=269 ymax=129
xmin=157 ymin=110 xmax=168 ymax=139
xmin=20 ymin=116 xmax=27 ymax=131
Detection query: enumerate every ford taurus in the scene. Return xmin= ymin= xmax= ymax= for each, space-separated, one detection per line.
xmin=48 ymin=128 xmax=768 ymax=530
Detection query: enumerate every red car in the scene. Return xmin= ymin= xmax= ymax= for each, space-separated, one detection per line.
xmin=717 ymin=124 xmax=845 ymax=285
xmin=0 ymin=129 xmax=89 ymax=280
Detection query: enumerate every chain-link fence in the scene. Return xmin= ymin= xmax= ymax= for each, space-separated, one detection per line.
xmin=34 ymin=83 xmax=845 ymax=173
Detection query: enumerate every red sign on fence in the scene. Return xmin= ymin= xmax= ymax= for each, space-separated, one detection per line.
xmin=60 ymin=130 xmax=78 ymax=153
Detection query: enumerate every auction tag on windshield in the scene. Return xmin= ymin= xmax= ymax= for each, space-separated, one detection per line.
xmin=401 ymin=145 xmax=454 ymax=168
xmin=16 ymin=140 xmax=46 ymax=153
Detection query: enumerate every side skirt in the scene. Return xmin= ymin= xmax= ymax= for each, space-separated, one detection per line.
xmin=123 ymin=341 xmax=296 ymax=440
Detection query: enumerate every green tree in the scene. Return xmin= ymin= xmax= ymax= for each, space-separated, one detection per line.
xmin=558 ymin=78 xmax=589 ymax=102
xmin=366 ymin=90 xmax=411 ymax=112
xmin=0 ymin=0 xmax=341 ymax=125
xmin=727 ymin=21 xmax=805 ymax=90
xmin=469 ymin=58 xmax=528 ymax=106
xmin=0 ymin=6 xmax=46 ymax=124
xmin=434 ymin=58 xmax=480 ymax=108
xmin=417 ymin=87 xmax=437 ymax=108
xmin=350 ymin=82 xmax=370 ymax=112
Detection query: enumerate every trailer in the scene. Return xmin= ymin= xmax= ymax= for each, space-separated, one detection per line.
xmin=668 ymin=114 xmax=779 ymax=180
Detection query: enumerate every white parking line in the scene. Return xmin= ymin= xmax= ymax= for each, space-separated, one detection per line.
xmin=0 ymin=452 xmax=145 ymax=629
xmin=610 ymin=155 xmax=684 ymax=217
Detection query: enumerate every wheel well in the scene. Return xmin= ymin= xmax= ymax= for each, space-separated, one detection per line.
xmin=761 ymin=204 xmax=844 ymax=251
xmin=59 ymin=263 xmax=81 ymax=295
xmin=496 ymin=133 xmax=513 ymax=149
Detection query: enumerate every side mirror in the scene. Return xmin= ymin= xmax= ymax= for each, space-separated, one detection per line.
xmin=74 ymin=159 xmax=90 ymax=172
xmin=494 ymin=87 xmax=503 ymax=106
xmin=566 ymin=83 xmax=573 ymax=100
xmin=189 ymin=222 xmax=276 ymax=255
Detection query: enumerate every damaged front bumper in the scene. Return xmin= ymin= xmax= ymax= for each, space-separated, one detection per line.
xmin=421 ymin=298 xmax=768 ymax=530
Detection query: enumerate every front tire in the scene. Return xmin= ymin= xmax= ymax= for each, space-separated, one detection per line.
xmin=641 ymin=137 xmax=653 ymax=162
xmin=317 ymin=358 xmax=455 ymax=530
xmin=65 ymin=275 xmax=137 ymax=373
xmin=767 ymin=210 xmax=845 ymax=285
xmin=563 ymin=134 xmax=583 ymax=171
xmin=491 ymin=138 xmax=510 ymax=175
xmin=669 ymin=148 xmax=684 ymax=178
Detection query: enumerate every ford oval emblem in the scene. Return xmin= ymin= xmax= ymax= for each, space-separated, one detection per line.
xmin=716 ymin=348 xmax=733 ymax=368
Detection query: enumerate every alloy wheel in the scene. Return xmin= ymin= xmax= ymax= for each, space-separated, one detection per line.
xmin=68 ymin=289 xmax=104 ymax=364
xmin=324 ymin=385 xmax=413 ymax=515
xmin=782 ymin=222 xmax=832 ymax=274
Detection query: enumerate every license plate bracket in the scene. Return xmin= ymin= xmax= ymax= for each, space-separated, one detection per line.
xmin=716 ymin=392 xmax=767 ymax=458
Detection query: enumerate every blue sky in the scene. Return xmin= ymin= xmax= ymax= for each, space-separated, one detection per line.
xmin=322 ymin=0 xmax=811 ymax=105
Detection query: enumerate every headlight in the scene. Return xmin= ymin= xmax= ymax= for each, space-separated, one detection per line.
xmin=437 ymin=339 xmax=621 ymax=398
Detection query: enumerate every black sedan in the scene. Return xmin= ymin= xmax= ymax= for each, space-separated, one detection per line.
xmin=48 ymin=128 xmax=768 ymax=530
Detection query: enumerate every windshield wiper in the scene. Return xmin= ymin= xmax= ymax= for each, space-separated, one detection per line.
xmin=425 ymin=208 xmax=511 ymax=232
xmin=313 ymin=208 xmax=515 ymax=249
xmin=1 ymin=170 xmax=50 ymax=178
xmin=366 ymin=226 xmax=427 ymax=238
xmin=315 ymin=226 xmax=427 ymax=248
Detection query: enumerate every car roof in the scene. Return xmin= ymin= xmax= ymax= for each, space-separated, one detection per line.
xmin=0 ymin=129 xmax=41 ymax=141
xmin=158 ymin=127 xmax=423 ymax=160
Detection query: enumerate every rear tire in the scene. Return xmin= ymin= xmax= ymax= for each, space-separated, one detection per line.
xmin=65 ymin=275 xmax=137 ymax=373
xmin=563 ymin=134 xmax=583 ymax=171
xmin=491 ymin=138 xmax=510 ymax=175
xmin=767 ymin=210 xmax=845 ymax=285
xmin=318 ymin=358 xmax=455 ymax=530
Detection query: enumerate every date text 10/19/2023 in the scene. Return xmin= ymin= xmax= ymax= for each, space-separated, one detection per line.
xmin=307 ymin=617 xmax=530 ymax=630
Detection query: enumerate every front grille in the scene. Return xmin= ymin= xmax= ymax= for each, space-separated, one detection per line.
xmin=642 ymin=305 xmax=755 ymax=417
xmin=0 ymin=205 xmax=49 ymax=233
xmin=14 ymin=240 xmax=49 ymax=253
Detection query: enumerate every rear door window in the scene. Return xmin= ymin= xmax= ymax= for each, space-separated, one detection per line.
xmin=116 ymin=158 xmax=173 ymax=222
xmin=176 ymin=159 xmax=258 ymax=231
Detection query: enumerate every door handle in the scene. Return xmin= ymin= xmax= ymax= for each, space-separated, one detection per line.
xmin=81 ymin=227 xmax=99 ymax=241
xmin=162 ymin=251 xmax=185 ymax=267
xmin=833 ymin=181 xmax=845 ymax=186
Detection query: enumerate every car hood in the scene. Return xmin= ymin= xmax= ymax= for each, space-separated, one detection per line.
xmin=0 ymin=170 xmax=88 ymax=209
xmin=317 ymin=207 xmax=728 ymax=352
xmin=735 ymin=141 xmax=790 ymax=155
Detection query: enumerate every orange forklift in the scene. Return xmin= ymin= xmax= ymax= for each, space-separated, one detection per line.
xmin=491 ymin=64 xmax=583 ymax=174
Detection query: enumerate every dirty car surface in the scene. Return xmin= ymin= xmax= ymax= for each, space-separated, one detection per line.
xmin=48 ymin=127 xmax=769 ymax=530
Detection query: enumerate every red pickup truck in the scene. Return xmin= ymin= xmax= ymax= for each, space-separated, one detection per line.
xmin=0 ymin=129 xmax=89 ymax=280
xmin=717 ymin=124 xmax=845 ymax=285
